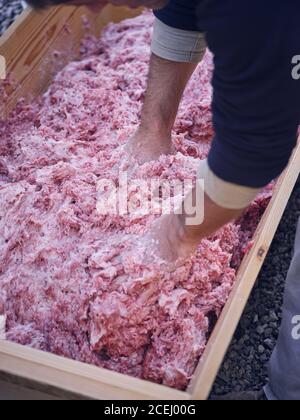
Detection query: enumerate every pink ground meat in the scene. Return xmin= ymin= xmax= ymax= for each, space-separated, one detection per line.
xmin=0 ymin=12 xmax=272 ymax=390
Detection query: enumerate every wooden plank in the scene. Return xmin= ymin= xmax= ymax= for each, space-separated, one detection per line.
xmin=0 ymin=7 xmax=75 ymax=117
xmin=0 ymin=341 xmax=188 ymax=400
xmin=0 ymin=5 xmax=142 ymax=118
xmin=0 ymin=378 xmax=62 ymax=400
xmin=188 ymin=140 xmax=300 ymax=400
xmin=0 ymin=371 xmax=87 ymax=400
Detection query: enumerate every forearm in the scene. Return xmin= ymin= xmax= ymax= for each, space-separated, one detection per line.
xmin=139 ymin=17 xmax=207 ymax=136
xmin=155 ymin=187 xmax=246 ymax=263
xmin=171 ymin=160 xmax=262 ymax=258
xmin=139 ymin=53 xmax=197 ymax=135
xmin=128 ymin=18 xmax=206 ymax=164
xmin=178 ymin=192 xmax=244 ymax=248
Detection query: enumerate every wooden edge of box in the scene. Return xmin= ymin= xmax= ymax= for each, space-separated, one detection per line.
xmin=0 ymin=340 xmax=189 ymax=400
xmin=0 ymin=5 xmax=142 ymax=117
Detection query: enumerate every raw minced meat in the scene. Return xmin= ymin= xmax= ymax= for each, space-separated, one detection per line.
xmin=0 ymin=12 xmax=272 ymax=389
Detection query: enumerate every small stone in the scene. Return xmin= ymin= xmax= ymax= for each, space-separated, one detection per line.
xmin=258 ymin=306 xmax=266 ymax=317
xmin=256 ymin=325 xmax=265 ymax=335
xmin=264 ymin=339 xmax=274 ymax=350
xmin=263 ymin=316 xmax=270 ymax=324
xmin=269 ymin=311 xmax=279 ymax=322
xmin=258 ymin=345 xmax=265 ymax=354
xmin=217 ymin=372 xmax=229 ymax=383
xmin=234 ymin=385 xmax=242 ymax=393
xmin=260 ymin=354 xmax=269 ymax=364
xmin=264 ymin=328 xmax=273 ymax=338
xmin=223 ymin=361 xmax=230 ymax=371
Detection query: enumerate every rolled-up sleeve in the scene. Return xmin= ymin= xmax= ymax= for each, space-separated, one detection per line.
xmin=152 ymin=0 xmax=206 ymax=63
xmin=151 ymin=18 xmax=206 ymax=63
xmin=198 ymin=160 xmax=261 ymax=209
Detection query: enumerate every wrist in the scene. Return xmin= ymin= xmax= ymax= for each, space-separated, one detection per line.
xmin=138 ymin=121 xmax=172 ymax=139
xmin=135 ymin=126 xmax=173 ymax=149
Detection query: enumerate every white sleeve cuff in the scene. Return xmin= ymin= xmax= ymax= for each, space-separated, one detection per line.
xmin=198 ymin=160 xmax=262 ymax=209
xmin=151 ymin=18 xmax=207 ymax=63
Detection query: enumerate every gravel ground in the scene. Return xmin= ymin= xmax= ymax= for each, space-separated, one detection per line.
xmin=1 ymin=3 xmax=300 ymax=400
xmin=0 ymin=0 xmax=25 ymax=36
xmin=213 ymin=177 xmax=300 ymax=397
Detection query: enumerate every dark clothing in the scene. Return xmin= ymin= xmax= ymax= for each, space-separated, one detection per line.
xmin=155 ymin=0 xmax=300 ymax=187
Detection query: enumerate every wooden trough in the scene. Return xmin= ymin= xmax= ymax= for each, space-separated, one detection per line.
xmin=0 ymin=5 xmax=299 ymax=400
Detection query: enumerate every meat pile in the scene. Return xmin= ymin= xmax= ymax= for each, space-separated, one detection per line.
xmin=0 ymin=12 xmax=272 ymax=390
